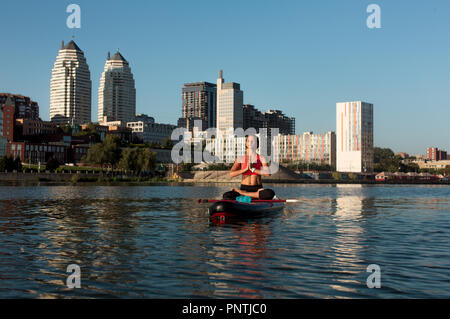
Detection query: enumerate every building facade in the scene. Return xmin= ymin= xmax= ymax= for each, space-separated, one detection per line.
xmin=16 ymin=119 xmax=58 ymax=136
xmin=0 ymin=93 xmax=39 ymax=120
xmin=262 ymin=109 xmax=295 ymax=135
xmin=427 ymin=147 xmax=447 ymax=161
xmin=98 ymin=51 xmax=136 ymax=123
xmin=127 ymin=121 xmax=176 ymax=145
xmin=216 ymin=70 xmax=243 ymax=133
xmin=7 ymin=141 xmax=66 ymax=164
xmin=1 ymin=97 xmax=15 ymax=142
xmin=273 ymin=132 xmax=336 ymax=167
xmin=336 ymin=101 xmax=374 ymax=173
xmin=178 ymin=82 xmax=216 ymax=132
xmin=135 ymin=113 xmax=155 ymax=123
xmin=205 ymin=134 xmax=247 ymax=164
xmin=0 ymin=106 xmax=6 ymax=157
xmin=50 ymin=40 xmax=92 ymax=125
xmin=243 ymin=104 xmax=265 ymax=132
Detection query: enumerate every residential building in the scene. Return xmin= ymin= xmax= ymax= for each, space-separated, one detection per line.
xmin=216 ymin=70 xmax=243 ymax=134
xmin=127 ymin=121 xmax=176 ymax=145
xmin=0 ymin=93 xmax=39 ymax=120
xmin=243 ymin=104 xmax=265 ymax=131
xmin=16 ymin=119 xmax=58 ymax=137
xmin=336 ymin=101 xmax=374 ymax=173
xmin=413 ymin=160 xmax=450 ymax=170
xmin=205 ymin=134 xmax=247 ymax=163
xmin=427 ymin=147 xmax=447 ymax=161
xmin=135 ymin=113 xmax=155 ymax=123
xmin=273 ymin=131 xmax=336 ymax=167
xmin=262 ymin=109 xmax=295 ymax=135
xmin=1 ymin=97 xmax=15 ymax=142
xmin=50 ymin=40 xmax=92 ymax=125
xmin=98 ymin=51 xmax=136 ymax=123
xmin=98 ymin=118 xmax=127 ymax=128
xmin=178 ymin=82 xmax=216 ymax=132
xmin=8 ymin=141 xmax=67 ymax=164
xmin=0 ymin=106 xmax=6 ymax=157
xmin=80 ymin=123 xmax=109 ymax=141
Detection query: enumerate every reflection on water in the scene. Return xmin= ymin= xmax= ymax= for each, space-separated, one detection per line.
xmin=0 ymin=184 xmax=449 ymax=298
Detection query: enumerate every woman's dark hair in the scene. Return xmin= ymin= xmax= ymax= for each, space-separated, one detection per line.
xmin=245 ymin=134 xmax=259 ymax=149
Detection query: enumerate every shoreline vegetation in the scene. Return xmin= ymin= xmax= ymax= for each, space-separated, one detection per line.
xmin=0 ymin=169 xmax=449 ymax=186
xmin=1 ymin=144 xmax=448 ymax=185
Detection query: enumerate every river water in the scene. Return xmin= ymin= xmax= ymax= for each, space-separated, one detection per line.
xmin=0 ymin=184 xmax=449 ymax=298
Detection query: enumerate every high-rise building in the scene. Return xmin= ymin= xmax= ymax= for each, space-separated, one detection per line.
xmin=243 ymin=105 xmax=295 ymax=134
xmin=262 ymin=109 xmax=295 ymax=135
xmin=0 ymin=93 xmax=39 ymax=120
xmin=273 ymin=132 xmax=336 ymax=167
xmin=98 ymin=51 xmax=136 ymax=123
xmin=336 ymin=101 xmax=374 ymax=173
xmin=50 ymin=40 xmax=92 ymax=125
xmin=243 ymin=104 xmax=265 ymax=131
xmin=216 ymin=70 xmax=243 ymax=134
xmin=178 ymin=82 xmax=216 ymax=132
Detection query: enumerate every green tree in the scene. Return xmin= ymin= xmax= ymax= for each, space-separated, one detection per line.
xmin=162 ymin=138 xmax=174 ymax=149
xmin=332 ymin=172 xmax=341 ymax=180
xmin=118 ymin=147 xmax=156 ymax=175
xmin=445 ymin=165 xmax=450 ymax=175
xmin=138 ymin=148 xmax=156 ymax=174
xmin=118 ymin=147 xmax=139 ymax=172
xmin=46 ymin=157 xmax=60 ymax=172
xmin=0 ymin=156 xmax=6 ymax=172
xmin=14 ymin=157 xmax=22 ymax=172
xmin=83 ymin=135 xmax=122 ymax=169
xmin=59 ymin=123 xmax=72 ymax=135
xmin=374 ymin=147 xmax=402 ymax=172
xmin=73 ymin=122 xmax=101 ymax=141
xmin=0 ymin=156 xmax=19 ymax=172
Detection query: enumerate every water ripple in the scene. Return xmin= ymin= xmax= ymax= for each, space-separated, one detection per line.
xmin=0 ymin=184 xmax=449 ymax=298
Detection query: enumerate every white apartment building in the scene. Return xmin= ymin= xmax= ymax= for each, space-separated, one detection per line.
xmin=336 ymin=101 xmax=374 ymax=173
xmin=50 ymin=40 xmax=92 ymax=125
xmin=216 ymin=70 xmax=243 ymax=134
xmin=98 ymin=51 xmax=136 ymax=123
xmin=273 ymin=131 xmax=336 ymax=167
xmin=127 ymin=121 xmax=177 ymax=145
xmin=205 ymin=133 xmax=246 ymax=163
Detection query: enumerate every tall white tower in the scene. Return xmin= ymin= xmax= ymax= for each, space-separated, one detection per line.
xmin=98 ymin=51 xmax=136 ymax=123
xmin=336 ymin=101 xmax=374 ymax=173
xmin=216 ymin=70 xmax=243 ymax=134
xmin=50 ymin=40 xmax=92 ymax=125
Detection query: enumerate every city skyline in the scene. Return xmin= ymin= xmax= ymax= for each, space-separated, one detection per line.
xmin=1 ymin=1 xmax=449 ymax=154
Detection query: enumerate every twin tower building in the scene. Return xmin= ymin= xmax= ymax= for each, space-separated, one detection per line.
xmin=49 ymin=40 xmax=136 ymax=125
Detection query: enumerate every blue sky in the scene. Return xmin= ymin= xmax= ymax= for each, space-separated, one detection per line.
xmin=1 ymin=0 xmax=449 ymax=154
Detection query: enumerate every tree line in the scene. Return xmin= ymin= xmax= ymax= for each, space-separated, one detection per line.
xmin=374 ymin=147 xmax=450 ymax=175
xmin=82 ymin=135 xmax=156 ymax=175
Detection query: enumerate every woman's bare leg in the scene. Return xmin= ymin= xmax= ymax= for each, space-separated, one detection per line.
xmin=232 ymin=188 xmax=263 ymax=199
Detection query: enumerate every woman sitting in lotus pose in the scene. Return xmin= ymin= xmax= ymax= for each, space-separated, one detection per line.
xmin=222 ymin=135 xmax=276 ymax=200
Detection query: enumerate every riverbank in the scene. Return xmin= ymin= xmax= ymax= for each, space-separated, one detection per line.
xmin=0 ymin=171 xmax=449 ymax=186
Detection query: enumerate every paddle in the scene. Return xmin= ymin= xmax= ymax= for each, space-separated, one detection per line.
xmin=197 ymin=199 xmax=301 ymax=204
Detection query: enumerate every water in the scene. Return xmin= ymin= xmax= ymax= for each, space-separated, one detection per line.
xmin=0 ymin=184 xmax=449 ymax=298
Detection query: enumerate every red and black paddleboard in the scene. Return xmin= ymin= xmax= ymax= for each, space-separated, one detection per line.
xmin=208 ymin=200 xmax=285 ymax=221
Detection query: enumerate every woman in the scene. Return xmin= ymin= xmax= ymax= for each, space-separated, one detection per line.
xmin=223 ymin=135 xmax=276 ymax=200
